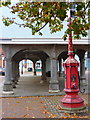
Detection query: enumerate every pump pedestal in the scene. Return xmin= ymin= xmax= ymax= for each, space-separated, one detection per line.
xmin=60 ymin=19 xmax=86 ymax=110
xmin=60 ymin=51 xmax=86 ymax=111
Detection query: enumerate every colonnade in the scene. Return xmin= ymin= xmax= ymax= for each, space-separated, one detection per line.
xmin=2 ymin=45 xmax=89 ymax=95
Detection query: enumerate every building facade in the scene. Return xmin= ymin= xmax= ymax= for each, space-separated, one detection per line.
xmin=0 ymin=38 xmax=90 ymax=95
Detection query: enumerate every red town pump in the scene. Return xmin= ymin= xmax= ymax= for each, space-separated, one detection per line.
xmin=60 ymin=20 xmax=86 ymax=111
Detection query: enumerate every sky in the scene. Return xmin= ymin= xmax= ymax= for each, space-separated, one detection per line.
xmin=0 ymin=2 xmax=88 ymax=39
xmin=0 ymin=5 xmax=68 ymax=38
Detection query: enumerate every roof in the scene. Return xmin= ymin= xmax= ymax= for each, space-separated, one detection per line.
xmin=0 ymin=38 xmax=89 ymax=45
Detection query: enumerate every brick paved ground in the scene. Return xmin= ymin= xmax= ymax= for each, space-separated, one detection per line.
xmin=1 ymin=94 xmax=90 ymax=119
xmin=0 ymin=71 xmax=90 ymax=119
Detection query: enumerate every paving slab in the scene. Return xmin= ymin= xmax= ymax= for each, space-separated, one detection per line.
xmin=1 ymin=73 xmax=65 ymax=97
xmin=0 ymin=70 xmax=89 ymax=97
xmin=0 ymin=71 xmax=90 ymax=119
xmin=1 ymin=94 xmax=90 ymax=119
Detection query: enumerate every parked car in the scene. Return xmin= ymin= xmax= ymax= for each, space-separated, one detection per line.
xmin=0 ymin=67 xmax=5 ymax=76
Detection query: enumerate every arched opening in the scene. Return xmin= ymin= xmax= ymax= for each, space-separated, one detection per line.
xmin=74 ymin=54 xmax=80 ymax=72
xmin=75 ymin=49 xmax=88 ymax=91
xmin=58 ymin=51 xmax=68 ymax=77
xmin=57 ymin=51 xmax=68 ymax=91
xmin=57 ymin=51 xmax=82 ymax=91
xmin=19 ymin=59 xmax=42 ymax=76
xmin=11 ymin=49 xmax=50 ymax=95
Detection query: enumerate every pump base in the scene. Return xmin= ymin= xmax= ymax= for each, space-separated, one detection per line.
xmin=60 ymin=90 xmax=86 ymax=111
xmin=60 ymin=106 xmax=86 ymax=111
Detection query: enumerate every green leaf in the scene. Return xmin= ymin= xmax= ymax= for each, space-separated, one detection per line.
xmin=39 ymin=32 xmax=43 ymax=36
xmin=0 ymin=2 xmax=89 ymax=39
xmin=2 ymin=1 xmax=11 ymax=6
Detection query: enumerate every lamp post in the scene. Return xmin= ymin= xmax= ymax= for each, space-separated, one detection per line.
xmin=60 ymin=3 xmax=86 ymax=111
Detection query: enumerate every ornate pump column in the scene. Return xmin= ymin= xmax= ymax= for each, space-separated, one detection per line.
xmin=60 ymin=16 xmax=86 ymax=110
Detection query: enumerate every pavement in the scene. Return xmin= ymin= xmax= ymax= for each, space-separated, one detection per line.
xmin=0 ymin=71 xmax=89 ymax=97
xmin=1 ymin=94 xmax=90 ymax=119
xmin=0 ymin=72 xmax=65 ymax=97
xmin=0 ymin=71 xmax=90 ymax=119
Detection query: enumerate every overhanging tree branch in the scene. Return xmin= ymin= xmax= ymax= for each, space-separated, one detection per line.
xmin=36 ymin=22 xmax=48 ymax=32
xmin=1 ymin=2 xmax=90 ymax=39
xmin=14 ymin=22 xmax=25 ymax=27
xmin=84 ymin=1 xmax=90 ymax=12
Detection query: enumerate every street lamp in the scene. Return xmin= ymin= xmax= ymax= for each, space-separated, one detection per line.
xmin=60 ymin=3 xmax=86 ymax=110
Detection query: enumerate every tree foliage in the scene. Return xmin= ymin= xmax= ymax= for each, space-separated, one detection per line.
xmin=0 ymin=1 xmax=90 ymax=40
